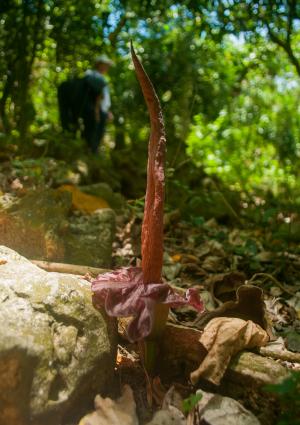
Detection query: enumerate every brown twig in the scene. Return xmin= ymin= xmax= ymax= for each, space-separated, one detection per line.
xmin=31 ymin=260 xmax=109 ymax=276
xmin=247 ymin=272 xmax=296 ymax=296
xmin=258 ymin=345 xmax=300 ymax=364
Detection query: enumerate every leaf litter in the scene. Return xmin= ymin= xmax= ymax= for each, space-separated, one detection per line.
xmin=108 ymin=203 xmax=300 ymax=424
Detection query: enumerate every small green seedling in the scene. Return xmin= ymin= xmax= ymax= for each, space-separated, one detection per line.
xmin=182 ymin=392 xmax=203 ymax=414
xmin=264 ymin=371 xmax=300 ymax=425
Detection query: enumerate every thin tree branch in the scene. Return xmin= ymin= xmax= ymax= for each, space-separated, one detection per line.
xmin=266 ymin=21 xmax=300 ymax=77
xmin=286 ymin=0 xmax=296 ymax=44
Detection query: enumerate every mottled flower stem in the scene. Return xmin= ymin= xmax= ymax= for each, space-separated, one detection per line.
xmin=144 ymin=305 xmax=169 ymax=372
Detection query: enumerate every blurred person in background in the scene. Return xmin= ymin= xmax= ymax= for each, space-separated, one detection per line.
xmin=58 ymin=54 xmax=113 ymax=154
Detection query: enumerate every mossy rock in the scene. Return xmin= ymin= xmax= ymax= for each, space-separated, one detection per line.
xmin=65 ymin=208 xmax=115 ymax=267
xmin=0 ymin=246 xmax=117 ymax=425
xmin=0 ymin=189 xmax=71 ymax=261
xmin=0 ymin=189 xmax=115 ymax=267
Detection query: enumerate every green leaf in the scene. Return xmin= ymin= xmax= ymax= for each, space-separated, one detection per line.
xmin=182 ymin=392 xmax=203 ymax=414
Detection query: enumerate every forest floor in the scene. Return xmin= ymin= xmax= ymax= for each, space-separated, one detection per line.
xmin=0 ymin=152 xmax=300 ymax=424
xmin=110 ymin=200 xmax=300 ymax=425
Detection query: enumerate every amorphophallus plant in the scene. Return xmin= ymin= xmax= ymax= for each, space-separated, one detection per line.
xmin=91 ymin=43 xmax=204 ymax=366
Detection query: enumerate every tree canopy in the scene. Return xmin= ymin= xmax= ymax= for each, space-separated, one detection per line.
xmin=0 ymin=0 xmax=299 ymax=193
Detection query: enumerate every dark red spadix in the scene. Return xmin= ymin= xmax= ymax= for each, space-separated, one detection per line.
xmin=131 ymin=42 xmax=165 ymax=284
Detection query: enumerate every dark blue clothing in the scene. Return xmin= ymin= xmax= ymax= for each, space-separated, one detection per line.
xmin=57 ymin=75 xmax=107 ymax=153
xmin=82 ymin=110 xmax=108 ymax=154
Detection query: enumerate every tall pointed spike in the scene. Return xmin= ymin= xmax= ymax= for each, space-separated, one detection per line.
xmin=131 ymin=42 xmax=166 ymax=284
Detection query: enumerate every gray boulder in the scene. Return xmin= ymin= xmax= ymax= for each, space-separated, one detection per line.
xmin=0 ymin=246 xmax=117 ymax=425
xmin=0 ymin=189 xmax=116 ymax=267
xmin=0 ymin=189 xmax=71 ymax=262
xmin=65 ymin=208 xmax=115 ymax=268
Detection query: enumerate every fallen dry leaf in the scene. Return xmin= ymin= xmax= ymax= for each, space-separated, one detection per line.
xmin=58 ymin=184 xmax=109 ymax=213
xmin=228 ymin=229 xmax=244 ymax=246
xmin=146 ymin=408 xmax=186 ymax=425
xmin=204 ymin=218 xmax=218 ymax=228
xmin=172 ymin=254 xmax=182 ymax=263
xmin=264 ymin=296 xmax=296 ymax=327
xmin=10 ymin=178 xmax=23 ymax=191
xmin=172 ymin=254 xmax=199 ymax=264
xmin=78 ymin=385 xmax=138 ymax=425
xmin=146 ymin=386 xmax=186 ymax=425
xmin=197 ymin=240 xmax=225 ymax=259
xmin=194 ymin=285 xmax=271 ymax=337
xmin=152 ymin=376 xmax=167 ymax=406
xmin=204 ymin=271 xmax=245 ymax=304
xmin=163 ymin=253 xmax=182 ymax=280
xmin=0 ymin=259 xmax=7 ymax=265
xmin=254 ymin=251 xmax=273 ymax=263
xmin=259 ymin=336 xmax=300 ymax=362
xmin=162 ymin=385 xmax=184 ymax=412
xmin=287 ymin=291 xmax=300 ymax=320
xmin=190 ymin=317 xmax=269 ymax=385
xmin=187 ymin=390 xmax=260 ymax=425
xmin=201 ymin=256 xmax=224 ymax=272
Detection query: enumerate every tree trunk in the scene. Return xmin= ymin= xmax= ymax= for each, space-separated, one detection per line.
xmin=0 ymin=77 xmax=13 ymax=132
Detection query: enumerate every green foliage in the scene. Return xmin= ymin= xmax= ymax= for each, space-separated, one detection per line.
xmin=264 ymin=371 xmax=300 ymax=425
xmin=0 ymin=1 xmax=300 ymax=195
xmin=182 ymin=392 xmax=203 ymax=414
xmin=187 ymin=38 xmax=300 ymax=192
